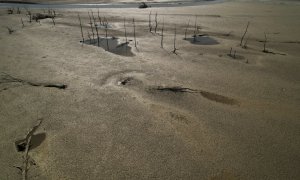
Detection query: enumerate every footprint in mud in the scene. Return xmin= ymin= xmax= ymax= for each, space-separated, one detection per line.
xmin=200 ymin=91 xmax=239 ymax=105
xmin=150 ymin=86 xmax=239 ymax=106
xmin=15 ymin=133 xmax=46 ymax=152
xmin=101 ymin=71 xmax=239 ymax=106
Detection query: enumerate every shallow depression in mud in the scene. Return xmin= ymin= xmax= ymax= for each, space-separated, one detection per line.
xmin=15 ymin=133 xmax=46 ymax=152
xmin=81 ymin=37 xmax=134 ymax=57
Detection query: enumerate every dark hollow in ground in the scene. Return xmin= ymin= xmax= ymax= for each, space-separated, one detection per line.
xmin=118 ymin=77 xmax=134 ymax=85
xmin=81 ymin=37 xmax=134 ymax=57
xmin=184 ymin=35 xmax=219 ymax=45
xmin=15 ymin=133 xmax=46 ymax=152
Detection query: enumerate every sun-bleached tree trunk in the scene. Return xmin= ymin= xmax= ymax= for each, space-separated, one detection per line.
xmin=133 ymin=18 xmax=137 ymax=48
xmin=240 ymin=21 xmax=250 ymax=46
xmin=184 ymin=19 xmax=190 ymax=40
xmin=78 ymin=14 xmax=84 ymax=43
xmin=161 ymin=18 xmax=164 ymax=48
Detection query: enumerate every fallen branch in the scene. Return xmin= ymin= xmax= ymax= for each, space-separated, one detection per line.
xmin=0 ymin=72 xmax=67 ymax=91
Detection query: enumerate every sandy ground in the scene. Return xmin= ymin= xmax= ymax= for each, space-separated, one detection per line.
xmin=0 ymin=1 xmax=300 ymax=179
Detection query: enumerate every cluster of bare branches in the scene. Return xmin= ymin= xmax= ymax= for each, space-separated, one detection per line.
xmin=78 ymin=11 xmax=140 ymax=50
xmin=74 ymin=10 xmax=283 ymax=58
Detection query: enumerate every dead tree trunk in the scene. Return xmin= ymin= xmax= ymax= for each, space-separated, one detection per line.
xmin=240 ymin=21 xmax=250 ymax=46
xmin=263 ymin=32 xmax=267 ymax=52
xmin=149 ymin=11 xmax=152 ymax=32
xmin=21 ymin=18 xmax=24 ymax=28
xmin=88 ymin=12 xmax=95 ymax=39
xmin=133 ymin=18 xmax=137 ymax=48
xmin=92 ymin=12 xmax=99 ymax=46
xmin=242 ymin=35 xmax=250 ymax=49
xmin=91 ymin=11 xmax=96 ymax=24
xmin=88 ymin=31 xmax=92 ymax=44
xmin=184 ymin=19 xmax=190 ymax=40
xmin=124 ymin=18 xmax=127 ymax=43
xmin=97 ymin=9 xmax=102 ymax=25
xmin=161 ymin=18 xmax=164 ymax=48
xmin=27 ymin=11 xmax=32 ymax=23
xmin=193 ymin=15 xmax=197 ymax=42
xmin=21 ymin=119 xmax=43 ymax=180
xmin=154 ymin=12 xmax=158 ymax=33
xmin=105 ymin=24 xmax=109 ymax=51
xmin=78 ymin=14 xmax=84 ymax=43
xmin=95 ymin=22 xmax=100 ymax=47
xmin=172 ymin=25 xmax=177 ymax=54
xmin=6 ymin=27 xmax=14 ymax=34
xmin=51 ymin=17 xmax=55 ymax=26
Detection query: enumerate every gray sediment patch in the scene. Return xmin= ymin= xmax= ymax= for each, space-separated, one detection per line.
xmin=81 ymin=37 xmax=134 ymax=57
xmin=184 ymin=35 xmax=219 ymax=45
